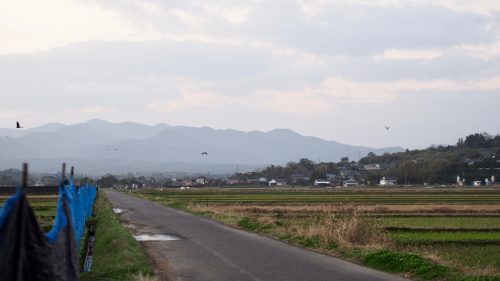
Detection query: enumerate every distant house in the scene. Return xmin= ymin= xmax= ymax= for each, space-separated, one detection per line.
xmin=291 ymin=173 xmax=310 ymax=185
xmin=343 ymin=178 xmax=359 ymax=188
xmin=379 ymin=177 xmax=397 ymax=186
xmin=226 ymin=179 xmax=240 ymax=185
xmin=259 ymin=177 xmax=268 ymax=185
xmin=195 ymin=178 xmax=205 ymax=186
xmin=314 ymin=179 xmax=331 ymax=187
xmin=182 ymin=179 xmax=193 ymax=187
xmin=340 ymin=169 xmax=357 ymax=178
xmin=269 ymin=179 xmax=287 ymax=186
xmin=326 ymin=173 xmax=338 ymax=180
xmin=246 ymin=179 xmax=260 ymax=185
xmin=363 ymin=164 xmax=381 ymax=171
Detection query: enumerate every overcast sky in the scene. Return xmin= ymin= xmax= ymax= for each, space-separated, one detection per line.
xmin=1 ymin=0 xmax=499 ymax=149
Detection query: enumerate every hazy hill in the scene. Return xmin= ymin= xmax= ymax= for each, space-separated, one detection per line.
xmin=0 ymin=120 xmax=403 ymax=175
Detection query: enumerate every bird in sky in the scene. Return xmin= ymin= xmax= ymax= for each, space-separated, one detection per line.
xmin=385 ymin=126 xmax=390 ymax=130
xmin=16 ymin=122 xmax=22 ymax=129
xmin=201 ymin=152 xmax=208 ymax=155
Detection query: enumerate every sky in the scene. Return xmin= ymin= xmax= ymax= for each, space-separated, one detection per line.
xmin=0 ymin=0 xmax=499 ymax=149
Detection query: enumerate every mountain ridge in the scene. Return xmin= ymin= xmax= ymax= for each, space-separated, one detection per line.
xmin=0 ymin=119 xmax=404 ymax=175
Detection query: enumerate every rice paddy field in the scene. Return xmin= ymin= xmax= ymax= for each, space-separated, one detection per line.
xmin=128 ymin=187 xmax=500 ymax=280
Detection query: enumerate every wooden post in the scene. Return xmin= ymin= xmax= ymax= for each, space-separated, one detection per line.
xmin=17 ymin=163 xmax=28 ymax=280
xmin=22 ymin=163 xmax=28 ymax=189
xmin=62 ymin=163 xmax=66 ymax=183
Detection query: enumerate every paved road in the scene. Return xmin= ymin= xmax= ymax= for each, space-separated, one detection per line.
xmin=104 ymin=190 xmax=409 ymax=281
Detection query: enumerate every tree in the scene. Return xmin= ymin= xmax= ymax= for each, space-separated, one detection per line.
xmin=98 ymin=174 xmax=118 ymax=187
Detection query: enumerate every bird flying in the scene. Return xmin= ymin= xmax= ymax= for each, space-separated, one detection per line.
xmin=201 ymin=152 xmax=208 ymax=155
xmin=385 ymin=126 xmax=390 ymax=130
xmin=16 ymin=122 xmax=22 ymax=129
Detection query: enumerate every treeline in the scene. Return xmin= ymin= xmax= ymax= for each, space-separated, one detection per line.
xmin=233 ymin=158 xmax=349 ymax=185
xmin=361 ymin=133 xmax=499 ymax=185
xmin=236 ymin=133 xmax=500 ymax=186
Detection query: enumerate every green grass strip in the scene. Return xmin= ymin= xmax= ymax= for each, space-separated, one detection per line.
xmin=81 ymin=192 xmax=156 ymax=281
xmin=364 ymin=250 xmax=500 ymax=281
xmin=364 ymin=250 xmax=454 ymax=280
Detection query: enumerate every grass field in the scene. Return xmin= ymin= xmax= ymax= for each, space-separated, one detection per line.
xmin=128 ymin=187 xmax=500 ymax=281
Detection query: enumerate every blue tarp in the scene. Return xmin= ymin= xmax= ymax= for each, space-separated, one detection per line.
xmin=44 ymin=177 xmax=97 ymax=246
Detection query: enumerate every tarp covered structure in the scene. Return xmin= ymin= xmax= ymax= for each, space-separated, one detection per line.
xmin=0 ymin=178 xmax=97 ymax=281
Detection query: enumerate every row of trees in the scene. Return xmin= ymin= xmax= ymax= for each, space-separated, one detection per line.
xmin=361 ymin=133 xmax=499 ymax=185
xmin=236 ymin=133 xmax=500 ymax=186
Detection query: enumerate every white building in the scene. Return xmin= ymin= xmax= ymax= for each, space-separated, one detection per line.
xmin=343 ymin=178 xmax=359 ymax=187
xmin=379 ymin=177 xmax=397 ymax=186
xmin=314 ymin=179 xmax=331 ymax=187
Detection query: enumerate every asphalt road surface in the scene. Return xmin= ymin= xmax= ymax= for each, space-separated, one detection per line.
xmin=104 ymin=190 xmax=409 ymax=281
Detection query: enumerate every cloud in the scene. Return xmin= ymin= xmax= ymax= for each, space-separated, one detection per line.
xmin=0 ymin=0 xmax=161 ymax=55
xmin=171 ymin=9 xmax=206 ymax=27
xmin=197 ymin=3 xmax=251 ymax=24
xmin=148 ymin=84 xmax=224 ymax=112
xmin=329 ymin=0 xmax=500 ymax=15
xmin=455 ymin=40 xmax=500 ymax=60
xmin=251 ymin=88 xmax=334 ymax=114
xmin=323 ymin=76 xmax=500 ymax=102
xmin=77 ymin=107 xmax=116 ymax=114
xmin=252 ymin=76 xmax=500 ymax=108
xmin=374 ymin=48 xmax=443 ymax=61
xmin=131 ymin=0 xmax=164 ymax=15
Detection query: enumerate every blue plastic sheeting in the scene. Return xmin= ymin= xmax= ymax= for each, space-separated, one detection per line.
xmin=64 ymin=178 xmax=97 ymax=246
xmin=44 ymin=182 xmax=69 ymax=244
xmin=45 ymin=177 xmax=97 ymax=246
xmin=0 ymin=187 xmax=22 ymax=229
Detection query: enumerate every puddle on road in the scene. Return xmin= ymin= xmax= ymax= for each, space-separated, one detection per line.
xmin=113 ymin=208 xmax=124 ymax=214
xmin=133 ymin=234 xmax=182 ymax=241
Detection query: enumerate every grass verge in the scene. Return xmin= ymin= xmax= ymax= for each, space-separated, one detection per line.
xmin=80 ymin=192 xmax=156 ymax=281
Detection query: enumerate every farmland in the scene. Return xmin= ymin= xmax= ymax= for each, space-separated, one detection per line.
xmin=128 ymin=187 xmax=500 ymax=280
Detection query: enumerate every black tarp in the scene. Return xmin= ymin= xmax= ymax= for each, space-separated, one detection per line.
xmin=50 ymin=201 xmax=80 ymax=281
xmin=0 ymin=190 xmax=79 ymax=281
xmin=0 ymin=191 xmax=57 ymax=280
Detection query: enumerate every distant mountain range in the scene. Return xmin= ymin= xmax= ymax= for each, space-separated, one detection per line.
xmin=0 ymin=119 xmax=403 ymax=175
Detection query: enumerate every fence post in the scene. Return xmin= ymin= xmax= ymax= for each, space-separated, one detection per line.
xmin=17 ymin=163 xmax=28 ymax=280
xmin=22 ymin=163 xmax=28 ymax=191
